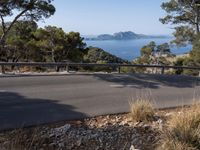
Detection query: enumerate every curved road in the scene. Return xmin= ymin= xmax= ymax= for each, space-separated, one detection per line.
xmin=0 ymin=73 xmax=200 ymax=130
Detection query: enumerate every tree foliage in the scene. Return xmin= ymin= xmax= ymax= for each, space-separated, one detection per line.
xmin=136 ymin=41 xmax=171 ymax=66
xmin=190 ymin=33 xmax=200 ymax=66
xmin=0 ymin=17 xmax=128 ymax=65
xmin=160 ymin=0 xmax=200 ymax=45
xmin=0 ymin=0 xmax=55 ymax=61
xmin=156 ymin=43 xmax=171 ymax=54
xmin=5 ymin=20 xmax=38 ymax=62
xmin=29 ymin=26 xmax=87 ymax=62
xmin=84 ymin=47 xmax=127 ymax=63
xmin=160 ymin=0 xmax=200 ymax=69
xmin=140 ymin=41 xmax=156 ymax=57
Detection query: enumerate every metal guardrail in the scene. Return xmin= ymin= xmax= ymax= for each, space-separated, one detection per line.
xmin=0 ymin=62 xmax=200 ymax=74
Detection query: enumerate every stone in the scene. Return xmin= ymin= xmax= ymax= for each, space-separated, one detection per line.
xmin=58 ymin=142 xmax=65 ymax=147
xmin=0 ymin=113 xmax=160 ymax=150
xmin=130 ymin=145 xmax=140 ymax=150
xmin=49 ymin=143 xmax=56 ymax=148
xmin=165 ymin=112 xmax=173 ymax=116
xmin=50 ymin=124 xmax=71 ymax=137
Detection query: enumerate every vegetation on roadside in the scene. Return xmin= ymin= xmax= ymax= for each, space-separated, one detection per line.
xmin=129 ymin=98 xmax=200 ymax=150
xmin=0 ymin=22 xmax=128 ymax=73
xmin=134 ymin=41 xmax=173 ymax=73
xmin=160 ymin=0 xmax=200 ymax=75
xmin=1 ymin=0 xmax=200 ymax=75
xmin=1 ymin=100 xmax=200 ymax=150
xmin=81 ymin=47 xmax=128 ymax=72
xmin=0 ymin=0 xmax=128 ymax=70
xmin=135 ymin=0 xmax=200 ymax=76
xmin=158 ymin=103 xmax=200 ymax=150
xmin=0 ymin=0 xmax=55 ymax=62
xmin=130 ymin=99 xmax=155 ymax=122
xmin=135 ymin=41 xmax=172 ymax=65
xmin=84 ymin=47 xmax=127 ymax=64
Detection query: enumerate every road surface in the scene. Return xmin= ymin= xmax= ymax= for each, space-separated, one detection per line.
xmin=0 ymin=73 xmax=200 ymax=130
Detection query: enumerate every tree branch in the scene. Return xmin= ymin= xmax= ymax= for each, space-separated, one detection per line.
xmin=0 ymin=15 xmax=6 ymax=33
xmin=3 ymin=9 xmax=29 ymax=39
xmin=1 ymin=0 xmax=39 ymax=41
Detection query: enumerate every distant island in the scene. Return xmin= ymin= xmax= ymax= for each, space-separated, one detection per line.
xmin=84 ymin=31 xmax=170 ymax=41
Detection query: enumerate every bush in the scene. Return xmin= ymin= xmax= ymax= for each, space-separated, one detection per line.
xmin=130 ymin=99 xmax=155 ymax=122
xmin=120 ymin=67 xmax=135 ymax=73
xmin=158 ymin=104 xmax=200 ymax=150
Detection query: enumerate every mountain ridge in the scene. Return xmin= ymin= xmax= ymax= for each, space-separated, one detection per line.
xmin=84 ymin=31 xmax=170 ymax=40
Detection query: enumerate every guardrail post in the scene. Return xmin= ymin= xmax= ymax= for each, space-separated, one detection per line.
xmin=118 ymin=66 xmax=121 ymax=74
xmin=161 ymin=67 xmax=165 ymax=74
xmin=66 ymin=65 xmax=69 ymax=72
xmin=1 ymin=65 xmax=5 ymax=74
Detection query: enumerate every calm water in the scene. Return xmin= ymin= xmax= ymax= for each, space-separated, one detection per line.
xmin=85 ymin=38 xmax=192 ymax=61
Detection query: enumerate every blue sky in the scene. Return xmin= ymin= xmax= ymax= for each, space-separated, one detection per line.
xmin=39 ymin=0 xmax=172 ymax=35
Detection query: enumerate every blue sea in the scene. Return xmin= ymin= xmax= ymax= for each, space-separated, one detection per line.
xmin=85 ymin=38 xmax=192 ymax=61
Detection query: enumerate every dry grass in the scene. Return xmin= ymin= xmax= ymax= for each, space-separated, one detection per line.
xmin=158 ymin=103 xmax=200 ymax=150
xmin=130 ymin=99 xmax=155 ymax=122
xmin=159 ymin=140 xmax=197 ymax=150
xmin=0 ymin=128 xmax=50 ymax=150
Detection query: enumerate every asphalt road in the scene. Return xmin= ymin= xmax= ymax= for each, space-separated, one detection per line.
xmin=0 ymin=73 xmax=200 ymax=131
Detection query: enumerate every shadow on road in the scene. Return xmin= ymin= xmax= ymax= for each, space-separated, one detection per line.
xmin=0 ymin=92 xmax=87 ymax=131
xmin=93 ymin=73 xmax=200 ymax=89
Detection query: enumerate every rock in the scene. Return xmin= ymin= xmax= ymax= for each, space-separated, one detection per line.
xmin=42 ymin=144 xmax=47 ymax=147
xmin=165 ymin=112 xmax=173 ymax=117
xmin=49 ymin=143 xmax=56 ymax=149
xmin=178 ymin=111 xmax=184 ymax=115
xmin=130 ymin=145 xmax=140 ymax=150
xmin=147 ymin=136 xmax=152 ymax=142
xmin=156 ymin=119 xmax=163 ymax=124
xmin=3 ymin=141 xmax=10 ymax=147
xmin=0 ymin=113 xmax=159 ymax=150
xmin=49 ymin=124 xmax=71 ymax=137
xmin=75 ymin=121 xmax=82 ymax=125
xmin=49 ymin=134 xmax=55 ymax=138
xmin=58 ymin=142 xmax=65 ymax=147
xmin=76 ymin=139 xmax=82 ymax=146
xmin=143 ymin=124 xmax=151 ymax=130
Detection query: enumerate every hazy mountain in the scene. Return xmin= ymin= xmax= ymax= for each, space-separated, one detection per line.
xmin=84 ymin=31 xmax=170 ymax=40
xmin=98 ymin=34 xmax=114 ymax=40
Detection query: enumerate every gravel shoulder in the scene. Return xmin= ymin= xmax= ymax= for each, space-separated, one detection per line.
xmin=0 ymin=106 xmax=190 ymax=150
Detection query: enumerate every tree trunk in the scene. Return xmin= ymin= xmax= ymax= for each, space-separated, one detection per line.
xmin=196 ymin=23 xmax=200 ymax=33
xmin=195 ymin=7 xmax=200 ymax=33
xmin=51 ymin=49 xmax=56 ymax=62
xmin=0 ymin=37 xmax=6 ymax=62
xmin=51 ymin=49 xmax=59 ymax=72
xmin=0 ymin=9 xmax=29 ymax=62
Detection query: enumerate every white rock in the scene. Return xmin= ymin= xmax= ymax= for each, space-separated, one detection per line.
xmin=130 ymin=145 xmax=140 ymax=150
xmin=156 ymin=119 xmax=163 ymax=124
xmin=178 ymin=111 xmax=184 ymax=115
xmin=165 ymin=112 xmax=173 ymax=116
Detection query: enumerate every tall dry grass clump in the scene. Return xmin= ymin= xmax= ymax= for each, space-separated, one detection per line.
xmin=158 ymin=103 xmax=200 ymax=150
xmin=0 ymin=128 xmax=48 ymax=150
xmin=130 ymin=99 xmax=155 ymax=122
